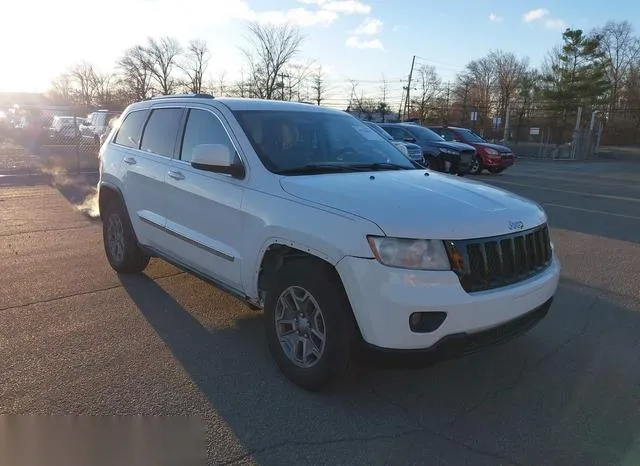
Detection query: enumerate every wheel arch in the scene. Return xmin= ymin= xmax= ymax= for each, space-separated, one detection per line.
xmin=255 ymin=239 xmax=345 ymax=307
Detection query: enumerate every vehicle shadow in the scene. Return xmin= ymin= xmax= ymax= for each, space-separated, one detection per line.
xmin=119 ymin=273 xmax=640 ymax=466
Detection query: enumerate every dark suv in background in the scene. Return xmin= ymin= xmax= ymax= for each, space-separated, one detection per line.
xmin=378 ymin=123 xmax=476 ymax=175
xmin=429 ymin=125 xmax=515 ymax=174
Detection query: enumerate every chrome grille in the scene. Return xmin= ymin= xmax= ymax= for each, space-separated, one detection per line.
xmin=445 ymin=224 xmax=552 ymax=293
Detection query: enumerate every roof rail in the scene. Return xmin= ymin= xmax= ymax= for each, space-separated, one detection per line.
xmin=150 ymin=93 xmax=215 ymax=100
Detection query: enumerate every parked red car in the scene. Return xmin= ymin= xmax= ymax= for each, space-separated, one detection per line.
xmin=428 ymin=125 xmax=515 ymax=175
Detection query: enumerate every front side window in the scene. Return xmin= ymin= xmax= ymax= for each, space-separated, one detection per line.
xmin=232 ymin=110 xmax=416 ymax=174
xmin=140 ymin=108 xmax=184 ymax=157
xmin=406 ymin=125 xmax=446 ymax=142
xmin=380 ymin=126 xmax=409 ymax=141
xmin=436 ymin=128 xmax=455 ymax=141
xmin=180 ymin=109 xmax=236 ymax=163
xmin=113 ymin=110 xmax=147 ymax=149
xmin=459 ymin=129 xmax=487 ymax=143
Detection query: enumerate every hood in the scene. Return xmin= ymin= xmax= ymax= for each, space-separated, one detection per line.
xmin=474 ymin=142 xmax=513 ymax=154
xmin=279 ymin=170 xmax=546 ymax=239
xmin=429 ymin=140 xmax=476 ymax=152
xmin=402 ymin=142 xmax=423 ymax=151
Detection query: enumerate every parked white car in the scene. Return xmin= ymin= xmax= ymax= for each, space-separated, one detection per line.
xmin=98 ymin=95 xmax=560 ymax=391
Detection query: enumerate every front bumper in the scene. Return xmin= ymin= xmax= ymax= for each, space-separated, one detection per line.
xmin=336 ymin=255 xmax=560 ymax=350
xmin=484 ymin=154 xmax=515 ymax=168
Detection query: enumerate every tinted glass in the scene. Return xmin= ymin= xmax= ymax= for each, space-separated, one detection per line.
xmin=180 ymin=109 xmax=235 ymax=163
xmin=459 ymin=129 xmax=486 ymax=143
xmin=381 ymin=126 xmax=408 ymax=140
xmin=113 ymin=110 xmax=148 ymax=149
xmin=233 ymin=110 xmax=415 ymax=173
xmin=403 ymin=125 xmax=445 ymax=142
xmin=140 ymin=108 xmax=183 ymax=157
xmin=363 ymin=121 xmax=393 ymax=140
xmin=435 ymin=128 xmax=455 ymax=141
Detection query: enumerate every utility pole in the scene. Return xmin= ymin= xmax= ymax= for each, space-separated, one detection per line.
xmin=445 ymin=81 xmax=451 ymax=123
xmin=404 ymin=55 xmax=416 ymax=121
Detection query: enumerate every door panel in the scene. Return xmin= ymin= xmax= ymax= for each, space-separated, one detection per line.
xmin=163 ymin=107 xmax=246 ymax=291
xmin=120 ymin=150 xmax=171 ymax=250
xmin=117 ymin=107 xmax=184 ymax=252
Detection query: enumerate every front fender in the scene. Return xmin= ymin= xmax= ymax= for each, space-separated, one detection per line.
xmin=240 ymin=189 xmax=384 ymax=299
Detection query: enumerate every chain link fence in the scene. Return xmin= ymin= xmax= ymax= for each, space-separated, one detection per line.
xmin=0 ymin=105 xmax=119 ymax=175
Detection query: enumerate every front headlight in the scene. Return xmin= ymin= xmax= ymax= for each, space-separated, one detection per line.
xmin=367 ymin=236 xmax=451 ymax=270
xmin=485 ymin=148 xmax=499 ymax=155
xmin=392 ymin=141 xmax=409 ymax=157
xmin=440 ymin=148 xmax=459 ymax=156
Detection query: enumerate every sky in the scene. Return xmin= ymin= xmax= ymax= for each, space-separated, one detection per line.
xmin=1 ymin=0 xmax=637 ymax=108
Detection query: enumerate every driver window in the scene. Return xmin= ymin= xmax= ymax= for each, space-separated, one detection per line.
xmin=439 ymin=128 xmax=455 ymax=141
xmin=181 ymin=108 xmax=236 ymax=163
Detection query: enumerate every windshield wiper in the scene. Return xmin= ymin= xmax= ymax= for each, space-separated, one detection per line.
xmin=275 ymin=162 xmax=413 ymax=175
xmin=275 ymin=163 xmax=365 ymax=175
xmin=345 ymin=162 xmax=413 ymax=171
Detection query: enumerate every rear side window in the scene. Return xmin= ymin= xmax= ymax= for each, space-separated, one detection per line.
xmin=113 ymin=110 xmax=147 ymax=149
xmin=140 ymin=108 xmax=184 ymax=157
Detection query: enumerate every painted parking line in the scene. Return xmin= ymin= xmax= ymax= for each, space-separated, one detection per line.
xmin=487 ymin=179 xmax=640 ymax=203
xmin=542 ymin=202 xmax=640 ymax=221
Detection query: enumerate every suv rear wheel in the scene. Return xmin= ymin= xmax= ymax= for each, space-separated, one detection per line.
xmin=102 ymin=199 xmax=150 ymax=274
xmin=264 ymin=258 xmax=357 ymax=391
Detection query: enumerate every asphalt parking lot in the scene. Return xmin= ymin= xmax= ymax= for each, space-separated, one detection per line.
xmin=1 ymin=158 xmax=639 ymax=465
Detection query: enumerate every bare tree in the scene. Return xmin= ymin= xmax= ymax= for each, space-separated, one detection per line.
xmin=144 ymin=36 xmax=183 ymax=95
xmin=241 ymin=22 xmax=305 ymax=100
xmin=91 ymin=71 xmax=118 ymax=107
xmin=117 ymin=45 xmax=154 ymax=101
xmin=465 ymin=57 xmax=496 ymax=127
xmin=595 ymin=21 xmax=640 ymax=113
xmin=410 ymin=65 xmax=442 ymax=122
xmin=310 ymin=66 xmax=327 ymax=105
xmin=180 ymin=40 xmax=210 ymax=94
xmin=489 ymin=50 xmax=528 ymax=121
xmin=69 ymin=61 xmax=98 ymax=107
xmin=453 ymin=72 xmax=474 ymax=124
xmin=375 ymin=75 xmax=391 ymax=121
xmin=50 ymin=73 xmax=75 ymax=104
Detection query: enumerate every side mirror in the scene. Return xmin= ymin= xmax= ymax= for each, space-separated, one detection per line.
xmin=191 ymin=144 xmax=245 ymax=178
xmin=403 ymin=137 xmax=416 ymax=143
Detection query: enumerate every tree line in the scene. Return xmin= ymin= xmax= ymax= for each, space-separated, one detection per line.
xmin=48 ymin=20 xmax=640 ymax=144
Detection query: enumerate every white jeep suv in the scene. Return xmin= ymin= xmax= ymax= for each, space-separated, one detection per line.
xmin=98 ymin=94 xmax=560 ymax=391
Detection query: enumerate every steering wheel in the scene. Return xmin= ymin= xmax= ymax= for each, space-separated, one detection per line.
xmin=335 ymin=146 xmax=360 ymax=162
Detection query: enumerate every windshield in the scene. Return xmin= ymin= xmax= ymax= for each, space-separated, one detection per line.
xmin=363 ymin=121 xmax=393 ymax=141
xmin=233 ymin=110 xmax=416 ymax=173
xmin=459 ymin=129 xmax=487 ymax=143
xmin=406 ymin=125 xmax=447 ymax=142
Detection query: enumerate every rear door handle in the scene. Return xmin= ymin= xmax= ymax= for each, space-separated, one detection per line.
xmin=168 ymin=170 xmax=185 ymax=180
xmin=123 ymin=156 xmax=136 ymax=165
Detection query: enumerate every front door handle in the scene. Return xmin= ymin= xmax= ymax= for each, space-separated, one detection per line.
xmin=123 ymin=156 xmax=136 ymax=165
xmin=168 ymin=170 xmax=185 ymax=180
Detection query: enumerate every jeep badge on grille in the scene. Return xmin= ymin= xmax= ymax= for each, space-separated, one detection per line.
xmin=508 ymin=220 xmax=524 ymax=230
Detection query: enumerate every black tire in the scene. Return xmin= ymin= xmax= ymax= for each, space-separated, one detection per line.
xmin=264 ymin=258 xmax=358 ymax=391
xmin=102 ymin=198 xmax=150 ymax=274
xmin=488 ymin=167 xmax=505 ymax=174
xmin=469 ymin=155 xmax=482 ymax=175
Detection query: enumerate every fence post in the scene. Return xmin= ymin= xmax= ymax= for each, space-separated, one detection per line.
xmin=73 ymin=116 xmax=80 ymax=174
xmin=571 ymin=107 xmax=583 ymax=160
xmin=503 ymin=105 xmax=510 ymax=143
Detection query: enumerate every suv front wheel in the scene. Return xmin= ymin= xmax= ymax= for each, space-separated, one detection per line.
xmin=264 ymin=258 xmax=357 ymax=391
xmin=102 ymin=199 xmax=150 ymax=274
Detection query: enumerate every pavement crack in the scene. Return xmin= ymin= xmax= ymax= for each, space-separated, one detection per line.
xmin=368 ymin=386 xmax=524 ymax=466
xmin=447 ymin=295 xmax=599 ymax=431
xmin=0 ymin=271 xmax=186 ymax=311
xmin=0 ymin=225 xmax=96 ymax=238
xmin=217 ymin=428 xmax=426 ymax=465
